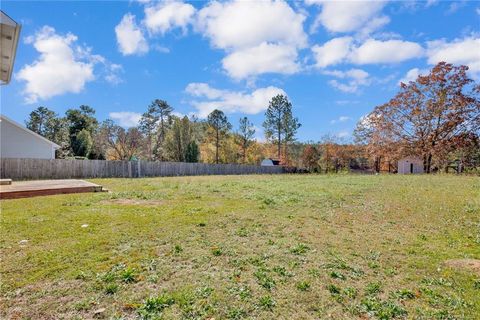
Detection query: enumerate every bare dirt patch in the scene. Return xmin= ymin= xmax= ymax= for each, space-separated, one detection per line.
xmin=444 ymin=259 xmax=480 ymax=275
xmin=102 ymin=198 xmax=165 ymax=206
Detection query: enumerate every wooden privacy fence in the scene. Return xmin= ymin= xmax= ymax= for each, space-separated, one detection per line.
xmin=0 ymin=158 xmax=285 ymax=180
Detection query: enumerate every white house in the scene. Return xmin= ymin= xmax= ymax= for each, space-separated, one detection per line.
xmin=398 ymin=156 xmax=424 ymax=174
xmin=0 ymin=114 xmax=60 ymax=159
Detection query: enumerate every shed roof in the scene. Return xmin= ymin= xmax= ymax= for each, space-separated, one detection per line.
xmin=0 ymin=114 xmax=60 ymax=148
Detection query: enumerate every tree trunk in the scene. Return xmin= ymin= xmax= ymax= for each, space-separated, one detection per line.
xmin=277 ymin=132 xmax=281 ymax=159
xmin=215 ymin=128 xmax=219 ymax=164
xmin=426 ymin=153 xmax=432 ymax=173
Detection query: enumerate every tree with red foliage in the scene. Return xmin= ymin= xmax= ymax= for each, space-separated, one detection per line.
xmin=355 ymin=62 xmax=480 ymax=173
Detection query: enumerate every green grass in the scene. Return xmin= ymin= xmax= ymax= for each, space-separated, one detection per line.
xmin=1 ymin=174 xmax=479 ymax=319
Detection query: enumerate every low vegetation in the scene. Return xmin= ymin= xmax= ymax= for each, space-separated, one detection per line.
xmin=1 ymin=174 xmax=479 ymax=319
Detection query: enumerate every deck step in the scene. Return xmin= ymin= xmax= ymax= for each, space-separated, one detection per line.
xmin=0 ymin=179 xmax=12 ymax=185
xmin=0 ymin=179 xmax=105 ymax=200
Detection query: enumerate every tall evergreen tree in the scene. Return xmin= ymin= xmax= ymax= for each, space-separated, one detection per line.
xmin=139 ymin=104 xmax=160 ymax=160
xmin=207 ymin=109 xmax=232 ymax=164
xmin=237 ymin=117 xmax=255 ymax=163
xmin=151 ymin=99 xmax=173 ymax=160
xmin=65 ymin=105 xmax=98 ymax=157
xmin=263 ymin=94 xmax=301 ymax=160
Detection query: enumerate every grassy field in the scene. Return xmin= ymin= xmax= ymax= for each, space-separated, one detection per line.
xmin=1 ymin=174 xmax=479 ymax=319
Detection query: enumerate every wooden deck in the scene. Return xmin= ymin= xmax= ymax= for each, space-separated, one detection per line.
xmin=0 ymin=179 xmax=105 ymax=200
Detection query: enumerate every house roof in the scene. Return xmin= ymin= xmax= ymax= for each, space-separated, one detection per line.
xmin=0 ymin=114 xmax=60 ymax=148
xmin=1 ymin=11 xmax=21 ymax=85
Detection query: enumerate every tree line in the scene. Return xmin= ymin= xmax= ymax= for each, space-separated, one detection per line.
xmin=24 ymin=62 xmax=480 ymax=173
xmin=25 ymin=94 xmax=301 ymax=165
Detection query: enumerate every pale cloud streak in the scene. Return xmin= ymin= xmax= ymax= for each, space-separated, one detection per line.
xmin=185 ymin=82 xmax=286 ymax=118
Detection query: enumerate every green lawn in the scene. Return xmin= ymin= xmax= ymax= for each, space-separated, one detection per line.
xmin=1 ymin=174 xmax=479 ymax=319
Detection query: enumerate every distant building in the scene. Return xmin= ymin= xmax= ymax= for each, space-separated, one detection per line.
xmin=261 ymin=158 xmax=281 ymax=166
xmin=398 ymin=156 xmax=424 ymax=174
xmin=0 ymin=115 xmax=60 ymax=159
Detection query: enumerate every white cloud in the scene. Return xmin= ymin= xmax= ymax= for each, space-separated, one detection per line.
xmin=311 ymin=37 xmax=353 ymax=68
xmin=115 ymin=13 xmax=149 ymax=56
xmin=104 ymin=63 xmax=124 ymax=85
xmin=330 ymin=116 xmax=352 ymax=124
xmin=312 ymin=37 xmax=423 ymax=68
xmin=185 ymin=83 xmax=286 ymax=118
xmin=17 ymin=26 xmax=96 ymax=103
xmin=336 ymin=130 xmax=350 ymax=138
xmin=222 ymin=42 xmax=300 ymax=80
xmin=308 ymin=0 xmax=388 ymax=36
xmin=196 ymin=0 xmax=307 ymax=50
xmin=398 ymin=67 xmax=429 ymax=85
xmin=323 ymin=68 xmax=371 ymax=93
xmin=349 ymin=39 xmax=424 ymax=64
xmin=144 ymin=1 xmax=195 ymax=35
xmin=196 ymin=0 xmax=306 ymax=80
xmin=426 ymin=36 xmax=480 ymax=77
xmin=109 ymin=111 xmax=142 ymax=127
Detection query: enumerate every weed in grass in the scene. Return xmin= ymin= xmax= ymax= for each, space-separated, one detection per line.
xmin=297 ymin=281 xmax=311 ymax=291
xmin=254 ymin=269 xmax=276 ymax=290
xmin=227 ymin=307 xmax=247 ymax=319
xmin=73 ymin=297 xmax=96 ymax=311
xmin=365 ymin=282 xmax=382 ymax=295
xmin=273 ymin=266 xmax=292 ymax=277
xmin=104 ymin=283 xmax=119 ymax=295
xmin=138 ymin=294 xmax=175 ymax=318
xmin=236 ymin=227 xmax=249 ymax=237
xmin=384 ymin=267 xmax=398 ymax=277
xmin=197 ymin=222 xmax=206 ymax=227
xmin=258 ymin=295 xmax=275 ymax=310
xmin=195 ymin=286 xmax=214 ymax=299
xmin=343 ymin=287 xmax=358 ymax=299
xmin=329 ymin=270 xmax=346 ymax=280
xmin=308 ymin=268 xmax=321 ymax=278
xmin=391 ymin=289 xmax=415 ymax=300
xmin=261 ymin=197 xmax=275 ymax=206
xmin=327 ymin=284 xmax=341 ymax=295
xmin=290 ymin=243 xmax=310 ymax=255
xmin=360 ymin=296 xmax=407 ymax=320
xmin=74 ymin=271 xmax=90 ymax=281
xmin=174 ymin=244 xmax=183 ymax=254
xmin=212 ymin=247 xmax=223 ymax=256
xmin=120 ymin=267 xmax=138 ymax=283
xmin=228 ymin=285 xmax=252 ymax=300
xmin=99 ymin=271 xmax=116 ymax=283
xmin=421 ymin=277 xmax=452 ymax=287
xmin=474 ymin=279 xmax=480 ymax=290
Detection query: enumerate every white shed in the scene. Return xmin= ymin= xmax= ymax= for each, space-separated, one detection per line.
xmin=0 ymin=114 xmax=60 ymax=159
xmin=261 ymin=158 xmax=280 ymax=166
xmin=398 ymin=156 xmax=423 ymax=174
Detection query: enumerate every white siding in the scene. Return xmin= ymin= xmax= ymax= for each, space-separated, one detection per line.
xmin=398 ymin=157 xmax=423 ymax=174
xmin=0 ymin=119 xmax=56 ymax=159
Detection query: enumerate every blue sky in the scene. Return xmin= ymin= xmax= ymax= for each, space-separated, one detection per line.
xmin=1 ymin=0 xmax=479 ymax=142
